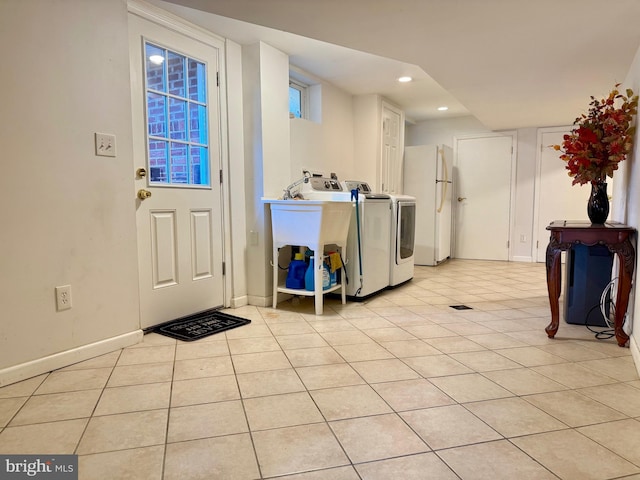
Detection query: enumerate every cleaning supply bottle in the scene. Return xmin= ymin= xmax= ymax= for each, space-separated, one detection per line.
xmin=325 ymin=255 xmax=337 ymax=286
xmin=285 ymin=252 xmax=307 ymax=289
xmin=304 ymin=256 xmax=331 ymax=291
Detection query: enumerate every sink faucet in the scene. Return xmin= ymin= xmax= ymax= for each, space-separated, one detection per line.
xmin=283 ymin=170 xmax=311 ymax=200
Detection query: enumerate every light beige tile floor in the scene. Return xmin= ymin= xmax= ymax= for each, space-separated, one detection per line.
xmin=1 ymin=259 xmax=640 ymax=479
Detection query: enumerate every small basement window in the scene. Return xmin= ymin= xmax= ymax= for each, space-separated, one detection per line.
xmin=289 ymin=79 xmax=308 ymax=119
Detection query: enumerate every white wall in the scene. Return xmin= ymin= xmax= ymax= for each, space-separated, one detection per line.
xmin=405 ymin=116 xmax=490 ymax=147
xmin=322 ymin=87 xmax=356 ymax=180
xmin=512 ymin=128 xmax=538 ymax=261
xmin=621 ymin=44 xmax=640 ymax=370
xmin=0 ymin=0 xmax=141 ymax=384
xmin=353 ymin=95 xmax=382 ymax=188
xmin=243 ymin=42 xmax=291 ymax=303
xmin=290 ymin=74 xmax=355 ymax=181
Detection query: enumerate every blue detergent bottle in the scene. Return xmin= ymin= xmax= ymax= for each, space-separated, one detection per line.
xmin=304 ymin=256 xmax=331 ymax=291
xmin=285 ymin=252 xmax=307 ymax=289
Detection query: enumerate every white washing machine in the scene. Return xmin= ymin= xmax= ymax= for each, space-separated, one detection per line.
xmin=389 ymin=194 xmax=416 ymax=286
xmin=342 ymin=181 xmax=391 ymax=299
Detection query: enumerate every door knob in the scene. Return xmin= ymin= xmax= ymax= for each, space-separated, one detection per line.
xmin=137 ymin=189 xmax=152 ymax=200
xmin=457 ymin=197 xmax=467 ymax=202
xmin=136 ymin=167 xmax=147 ymax=178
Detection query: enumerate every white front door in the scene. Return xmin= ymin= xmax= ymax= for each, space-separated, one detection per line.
xmin=534 ymin=128 xmax=590 ymax=262
xmin=129 ymin=11 xmax=224 ymax=329
xmin=454 ymin=134 xmax=515 ymax=261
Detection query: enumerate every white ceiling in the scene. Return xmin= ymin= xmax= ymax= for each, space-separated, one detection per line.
xmin=153 ymin=0 xmax=640 ymax=130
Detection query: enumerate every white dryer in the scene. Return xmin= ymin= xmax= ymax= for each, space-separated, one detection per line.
xmin=342 ymin=181 xmax=392 ymax=299
xmin=389 ymin=194 xmax=416 ymax=286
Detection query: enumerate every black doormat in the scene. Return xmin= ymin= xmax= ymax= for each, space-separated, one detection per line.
xmin=153 ymin=309 xmax=251 ymax=342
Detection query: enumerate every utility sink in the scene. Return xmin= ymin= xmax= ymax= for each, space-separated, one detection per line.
xmin=263 ymin=198 xmax=353 ymax=315
xmin=301 ymin=191 xmax=352 ymax=202
xmin=264 ymin=199 xmax=353 ymax=248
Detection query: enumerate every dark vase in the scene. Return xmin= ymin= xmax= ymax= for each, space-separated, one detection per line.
xmin=587 ymin=180 xmax=609 ymax=224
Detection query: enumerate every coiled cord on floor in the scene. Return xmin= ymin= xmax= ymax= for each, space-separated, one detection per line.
xmin=583 ymin=277 xmax=618 ymax=340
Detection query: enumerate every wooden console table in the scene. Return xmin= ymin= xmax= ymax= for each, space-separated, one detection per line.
xmin=545 ymin=221 xmax=635 ymax=347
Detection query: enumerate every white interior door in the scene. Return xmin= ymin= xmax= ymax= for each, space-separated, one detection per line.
xmin=454 ymin=134 xmax=515 ymax=260
xmin=129 ymin=12 xmax=224 ymax=329
xmin=381 ymin=102 xmax=403 ymax=194
xmin=534 ymin=128 xmax=591 ymax=262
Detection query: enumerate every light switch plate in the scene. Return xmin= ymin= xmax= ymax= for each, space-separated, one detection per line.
xmin=95 ymin=132 xmax=116 ymax=157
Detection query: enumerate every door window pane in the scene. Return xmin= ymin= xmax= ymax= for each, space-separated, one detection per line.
xmin=189 ymin=103 xmax=207 ymax=143
xmin=170 ymin=143 xmax=188 ymax=184
xmin=147 ymin=93 xmax=166 ymax=137
xmin=190 ymin=146 xmax=209 ymax=185
xmin=167 ymin=51 xmax=186 ymax=98
xmin=145 ymin=44 xmax=165 ymax=92
xmin=188 ymin=59 xmax=206 ymax=103
xmin=144 ymin=41 xmax=210 ymax=187
xmin=169 ymin=98 xmax=187 ymax=141
xmin=149 ymin=140 xmax=168 ymax=183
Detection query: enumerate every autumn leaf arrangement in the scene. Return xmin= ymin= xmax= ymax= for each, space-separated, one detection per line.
xmin=553 ymin=84 xmax=639 ymax=185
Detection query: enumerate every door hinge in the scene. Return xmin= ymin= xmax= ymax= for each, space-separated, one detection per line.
xmin=216 ymin=71 xmax=220 ymax=87
xmin=219 ymin=169 xmax=223 ymax=184
xmin=222 ymin=262 xmax=226 ymax=275
xmin=507 ymin=240 xmax=510 ymax=248
xmin=536 ymin=240 xmax=539 ymax=248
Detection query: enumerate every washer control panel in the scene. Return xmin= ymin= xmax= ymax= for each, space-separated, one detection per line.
xmin=308 ymin=177 xmax=343 ymax=191
xmin=343 ymin=180 xmax=371 ymax=193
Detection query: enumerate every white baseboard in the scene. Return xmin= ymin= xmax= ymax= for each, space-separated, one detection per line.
xmin=0 ymin=330 xmax=143 ymax=387
xmin=512 ymin=256 xmax=533 ymax=262
xmin=248 ymin=295 xmax=271 ymax=308
xmin=230 ymin=295 xmax=249 ymax=308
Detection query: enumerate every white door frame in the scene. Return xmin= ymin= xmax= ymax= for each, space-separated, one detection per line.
xmin=452 ymin=131 xmax=518 ymax=260
xmin=128 ymin=0 xmax=233 ymax=310
xmin=532 ymin=126 xmax=572 ymax=262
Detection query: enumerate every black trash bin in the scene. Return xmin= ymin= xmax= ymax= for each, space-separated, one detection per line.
xmin=564 ymin=244 xmax=613 ymax=327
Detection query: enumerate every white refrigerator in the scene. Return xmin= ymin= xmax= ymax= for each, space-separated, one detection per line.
xmin=403 ymin=144 xmax=453 ymax=266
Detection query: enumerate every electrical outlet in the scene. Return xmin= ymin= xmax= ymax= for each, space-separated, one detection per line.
xmin=95 ymin=132 xmax=116 ymax=157
xmin=520 ymin=234 xmax=527 ymax=243
xmin=55 ymin=285 xmax=72 ymax=311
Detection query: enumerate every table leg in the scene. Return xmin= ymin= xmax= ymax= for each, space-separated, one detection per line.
xmin=611 ymin=239 xmax=634 ymax=347
xmin=545 ymin=243 xmax=562 ymax=338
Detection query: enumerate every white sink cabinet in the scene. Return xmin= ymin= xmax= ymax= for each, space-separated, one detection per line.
xmin=265 ymin=199 xmax=353 ymax=315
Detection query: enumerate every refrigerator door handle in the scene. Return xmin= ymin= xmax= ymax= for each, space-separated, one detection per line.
xmin=437 ymin=180 xmax=448 ymax=213
xmin=439 ymin=146 xmax=449 ymax=183
xmin=436 ymin=147 xmax=449 ymax=213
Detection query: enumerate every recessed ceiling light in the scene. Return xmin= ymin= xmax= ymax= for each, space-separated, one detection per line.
xmin=398 ymin=76 xmax=413 ymax=83
xmin=149 ymin=54 xmax=165 ymax=65
xmin=437 ymin=106 xmax=449 ymax=111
